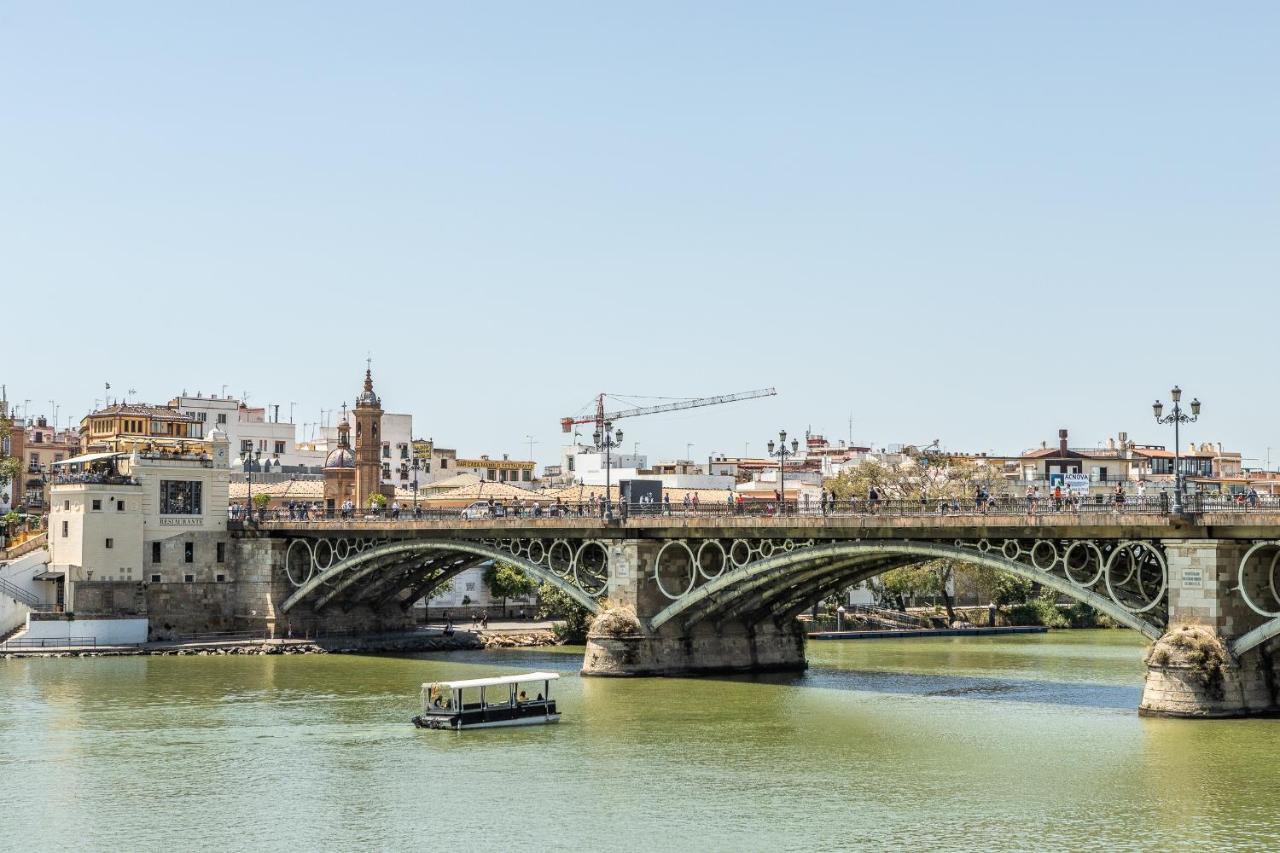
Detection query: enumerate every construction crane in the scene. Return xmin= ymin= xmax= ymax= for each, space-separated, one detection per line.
xmin=561 ymin=388 xmax=778 ymax=444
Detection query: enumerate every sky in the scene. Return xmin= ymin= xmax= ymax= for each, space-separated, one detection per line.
xmin=3 ymin=3 xmax=1278 ymax=466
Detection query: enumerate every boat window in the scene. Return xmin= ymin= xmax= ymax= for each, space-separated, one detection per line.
xmin=426 ymin=683 xmax=455 ymax=711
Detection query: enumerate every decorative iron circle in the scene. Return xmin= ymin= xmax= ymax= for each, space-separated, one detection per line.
xmin=1062 ymin=541 xmax=1105 ymax=588
xmin=313 ymin=538 xmax=335 ymax=573
xmin=284 ymin=539 xmax=313 ymax=587
xmin=1001 ymin=540 xmax=1021 ymax=560
xmin=573 ymin=541 xmax=610 ymax=597
xmin=1030 ymin=540 xmax=1059 ymax=572
xmin=527 ymin=539 xmax=547 ymax=565
xmin=729 ymin=539 xmax=753 ymax=568
xmin=1237 ymin=541 xmax=1280 ymax=618
xmin=1103 ymin=541 xmax=1167 ymax=614
xmin=335 ymin=539 xmax=351 ymax=561
xmin=547 ymin=540 xmax=575 ymax=577
xmin=759 ymin=540 xmax=776 ymax=559
xmin=654 ymin=540 xmax=698 ymax=600
xmin=696 ymin=540 xmax=728 ymax=581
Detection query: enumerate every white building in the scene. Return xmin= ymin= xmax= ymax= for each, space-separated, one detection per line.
xmin=561 ymin=444 xmax=648 ymax=486
xmin=44 ymin=429 xmax=234 ymax=643
xmin=170 ymin=393 xmax=324 ymax=471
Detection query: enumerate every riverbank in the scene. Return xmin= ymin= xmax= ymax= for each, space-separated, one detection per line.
xmin=1 ymin=625 xmax=563 ymax=659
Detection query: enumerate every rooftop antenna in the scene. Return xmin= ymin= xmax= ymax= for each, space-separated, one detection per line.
xmin=127 ymin=388 xmax=137 ymax=403
xmin=289 ymin=402 xmax=297 ymax=424
xmin=221 ymin=384 xmax=229 ymax=398
xmin=526 ymin=434 xmax=538 ymax=461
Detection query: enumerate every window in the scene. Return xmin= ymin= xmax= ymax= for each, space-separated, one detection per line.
xmin=486 ymin=469 xmax=496 ymax=481
xmin=216 ymin=542 xmax=225 ymax=563
xmin=440 ymin=458 xmax=448 ymax=470
xmin=160 ymin=480 xmax=202 ymax=514
xmin=61 ymin=521 xmax=68 ymax=538
xmin=184 ymin=574 xmax=194 ymax=583
xmin=241 ymin=439 xmax=253 ymax=454
xmin=63 ymin=500 xmax=70 ymax=510
xmin=152 ymin=542 xmax=162 ymax=563
xmin=382 ymin=444 xmax=390 ymax=458
xmin=274 ymin=441 xmax=286 ymax=454
xmin=116 ymin=500 xmax=125 ymax=511
xmin=105 ymin=538 xmax=113 ymax=549
xmin=400 ymin=445 xmax=409 ymax=459
xmin=150 ymin=574 xmax=162 ymax=583
xmin=523 ymin=470 xmax=532 ymax=482
xmin=216 ymin=413 xmax=227 ymax=425
xmin=465 ymin=582 xmax=476 ymax=591
xmin=215 ymin=574 xmax=226 ymax=583
xmin=91 ymin=499 xmax=102 ymax=511
xmin=184 ymin=542 xmax=194 ymax=563
xmin=382 ymin=464 xmax=391 ymax=479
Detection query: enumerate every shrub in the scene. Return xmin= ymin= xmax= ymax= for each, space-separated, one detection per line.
xmin=536 ymin=582 xmax=592 ymax=644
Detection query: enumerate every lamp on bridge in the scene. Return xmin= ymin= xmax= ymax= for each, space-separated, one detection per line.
xmin=767 ymin=430 xmax=800 ymax=516
xmin=594 ymin=421 xmax=624 ymax=521
xmin=246 ymin=448 xmax=262 ymax=522
xmin=1153 ymin=385 xmax=1201 ymax=514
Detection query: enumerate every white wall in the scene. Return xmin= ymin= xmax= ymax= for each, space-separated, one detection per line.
xmin=0 ymin=549 xmax=52 ymax=634
xmin=23 ymin=616 xmax=148 ymax=645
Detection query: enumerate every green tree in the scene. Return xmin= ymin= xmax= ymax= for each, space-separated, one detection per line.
xmin=535 ymin=582 xmax=592 ymax=643
xmin=0 ymin=412 xmax=19 ymax=507
xmin=483 ymin=562 xmax=538 ymax=615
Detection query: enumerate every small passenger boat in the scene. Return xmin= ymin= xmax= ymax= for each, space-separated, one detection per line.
xmin=412 ymin=671 xmax=561 ymax=730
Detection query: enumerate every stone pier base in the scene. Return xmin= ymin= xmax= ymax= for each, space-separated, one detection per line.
xmin=582 ymin=614 xmax=807 ymax=677
xmin=1139 ymin=625 xmax=1278 ymax=718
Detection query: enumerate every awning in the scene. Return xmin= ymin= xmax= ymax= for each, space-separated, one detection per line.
xmin=53 ymin=452 xmax=124 ymax=467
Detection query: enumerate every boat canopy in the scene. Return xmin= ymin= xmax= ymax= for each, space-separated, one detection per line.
xmin=424 ymin=671 xmax=560 ymax=691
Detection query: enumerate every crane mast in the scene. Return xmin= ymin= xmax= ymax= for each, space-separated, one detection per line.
xmin=560 ymin=388 xmax=777 ymax=443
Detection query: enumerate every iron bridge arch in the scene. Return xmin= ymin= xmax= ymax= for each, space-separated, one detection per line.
xmin=647 ymin=538 xmax=1167 ymax=640
xmin=279 ymin=537 xmax=607 ymax=615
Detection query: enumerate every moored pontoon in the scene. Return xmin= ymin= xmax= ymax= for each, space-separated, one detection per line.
xmin=412 ymin=671 xmax=560 ymax=730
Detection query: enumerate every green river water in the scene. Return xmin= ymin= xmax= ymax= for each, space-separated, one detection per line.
xmin=2 ymin=630 xmax=1279 ymax=852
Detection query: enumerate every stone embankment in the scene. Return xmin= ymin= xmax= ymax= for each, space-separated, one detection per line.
xmin=478 ymin=630 xmax=558 ymax=648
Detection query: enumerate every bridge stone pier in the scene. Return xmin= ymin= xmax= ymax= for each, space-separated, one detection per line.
xmin=239 ymin=507 xmax=1280 ymax=718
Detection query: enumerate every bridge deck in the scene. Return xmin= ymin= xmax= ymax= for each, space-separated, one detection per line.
xmin=240 ymin=510 xmax=1280 ymax=540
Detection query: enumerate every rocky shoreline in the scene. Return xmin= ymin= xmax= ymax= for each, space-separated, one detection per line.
xmin=2 ymin=628 xmax=561 ymax=660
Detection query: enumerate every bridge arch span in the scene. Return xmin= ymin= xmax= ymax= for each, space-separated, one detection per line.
xmin=649 ymin=540 xmax=1164 ymax=640
xmin=279 ymin=539 xmax=604 ymax=615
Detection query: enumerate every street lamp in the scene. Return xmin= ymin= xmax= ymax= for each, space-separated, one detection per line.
xmin=411 ymin=456 xmax=421 ymax=516
xmin=1153 ymin=385 xmax=1201 ymax=513
xmin=246 ymin=448 xmax=262 ymax=521
xmin=766 ymin=429 xmax=800 ymax=516
xmin=594 ymin=421 xmax=624 ymax=520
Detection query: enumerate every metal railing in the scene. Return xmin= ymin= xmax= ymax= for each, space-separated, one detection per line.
xmin=0 ymin=576 xmax=42 ymax=609
xmin=228 ymin=491 xmax=1280 ymax=526
xmin=841 ymin=604 xmax=933 ymax=630
xmin=1 ymin=636 xmax=97 ymax=650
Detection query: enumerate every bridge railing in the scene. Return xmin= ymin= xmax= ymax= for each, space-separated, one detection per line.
xmin=228 ymin=493 xmax=1231 ymax=525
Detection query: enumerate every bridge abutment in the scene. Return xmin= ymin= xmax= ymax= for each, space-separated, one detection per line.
xmin=1140 ymin=540 xmax=1279 ymax=718
xmin=582 ymin=540 xmax=806 ymax=676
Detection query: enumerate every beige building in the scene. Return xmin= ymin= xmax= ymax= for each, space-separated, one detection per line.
xmin=47 ymin=429 xmax=232 ymax=618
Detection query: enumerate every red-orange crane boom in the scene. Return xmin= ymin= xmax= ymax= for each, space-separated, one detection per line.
xmin=560 ymin=388 xmax=777 ymax=441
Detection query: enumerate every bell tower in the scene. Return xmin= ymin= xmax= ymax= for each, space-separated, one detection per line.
xmin=353 ymin=364 xmax=387 ymax=510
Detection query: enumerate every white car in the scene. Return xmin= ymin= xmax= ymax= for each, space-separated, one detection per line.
xmin=461 ymin=501 xmax=505 ymax=520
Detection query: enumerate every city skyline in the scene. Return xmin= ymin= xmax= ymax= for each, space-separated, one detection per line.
xmin=5 ymin=4 xmax=1277 ymax=463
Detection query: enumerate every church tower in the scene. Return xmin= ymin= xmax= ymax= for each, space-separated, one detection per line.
xmin=353 ymin=366 xmax=388 ymax=510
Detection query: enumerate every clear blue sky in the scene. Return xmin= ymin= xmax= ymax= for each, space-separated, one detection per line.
xmin=4 ymin=3 xmax=1278 ymax=465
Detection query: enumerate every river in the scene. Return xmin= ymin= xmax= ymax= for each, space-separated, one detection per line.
xmin=2 ymin=631 xmax=1278 ymax=852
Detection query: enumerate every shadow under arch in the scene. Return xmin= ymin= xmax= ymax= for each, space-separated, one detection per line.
xmin=649 ymin=540 xmax=1164 ymax=640
xmin=279 ymin=539 xmax=603 ymax=614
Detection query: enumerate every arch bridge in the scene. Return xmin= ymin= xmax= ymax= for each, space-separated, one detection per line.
xmin=244 ymin=508 xmax=1280 ymax=717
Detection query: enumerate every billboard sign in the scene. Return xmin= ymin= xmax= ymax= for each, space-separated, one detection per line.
xmin=1064 ymin=473 xmax=1091 ymax=495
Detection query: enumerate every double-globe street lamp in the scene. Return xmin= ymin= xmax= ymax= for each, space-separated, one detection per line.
xmin=245 ymin=448 xmax=262 ymax=522
xmin=1153 ymin=386 xmax=1201 ymax=514
xmin=595 ymin=420 xmax=624 ymax=520
xmin=767 ymin=430 xmax=800 ymax=516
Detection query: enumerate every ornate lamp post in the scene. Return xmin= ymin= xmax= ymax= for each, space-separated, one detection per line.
xmin=246 ymin=448 xmax=262 ymax=521
xmin=594 ymin=421 xmax=624 ymax=520
xmin=1153 ymin=386 xmax=1201 ymax=514
xmin=767 ymin=430 xmax=800 ymax=516
xmin=411 ymin=456 xmax=421 ymax=516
